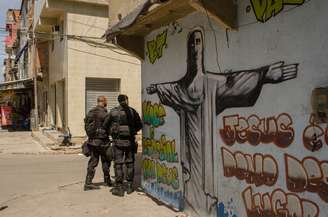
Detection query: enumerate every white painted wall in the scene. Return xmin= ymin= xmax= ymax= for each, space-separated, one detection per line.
xmin=38 ymin=0 xmax=142 ymax=136
xmin=141 ymin=1 xmax=328 ymax=217
xmin=48 ymin=13 xmax=67 ymax=129
xmin=66 ymin=10 xmax=141 ymax=137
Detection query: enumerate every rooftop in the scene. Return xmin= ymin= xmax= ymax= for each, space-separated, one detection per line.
xmin=105 ymin=0 xmax=236 ymax=59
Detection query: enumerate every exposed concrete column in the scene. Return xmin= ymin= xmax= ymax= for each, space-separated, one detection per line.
xmin=32 ymin=32 xmax=39 ymax=131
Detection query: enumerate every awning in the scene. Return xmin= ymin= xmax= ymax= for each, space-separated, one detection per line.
xmin=14 ymin=42 xmax=28 ymax=64
xmin=105 ymin=0 xmax=237 ymax=59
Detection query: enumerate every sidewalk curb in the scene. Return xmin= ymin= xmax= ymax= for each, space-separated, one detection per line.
xmin=31 ymin=131 xmax=83 ymax=155
xmin=31 ymin=131 xmax=53 ymax=152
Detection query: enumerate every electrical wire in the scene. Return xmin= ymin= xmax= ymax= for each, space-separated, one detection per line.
xmin=0 ymin=0 xmax=315 ymax=34
xmin=4 ymin=0 xmax=309 ymax=37
xmin=35 ymin=31 xmax=103 ymax=40
xmin=30 ymin=34 xmax=137 ymax=58
xmin=68 ymin=36 xmax=135 ymax=57
xmin=67 ymin=19 xmax=107 ymax=31
xmin=68 ymin=47 xmax=140 ymax=66
xmin=0 ymin=0 xmax=314 ymax=62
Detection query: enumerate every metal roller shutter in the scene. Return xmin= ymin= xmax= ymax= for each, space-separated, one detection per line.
xmin=85 ymin=78 xmax=120 ymax=113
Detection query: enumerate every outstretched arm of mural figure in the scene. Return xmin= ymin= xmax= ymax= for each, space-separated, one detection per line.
xmin=146 ymin=81 xmax=203 ymax=112
xmin=216 ymin=61 xmax=298 ymax=114
xmin=264 ymin=61 xmax=298 ymax=84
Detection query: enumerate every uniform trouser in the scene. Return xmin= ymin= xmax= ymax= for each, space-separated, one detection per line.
xmin=87 ymin=145 xmax=111 ymax=178
xmin=113 ymin=145 xmax=134 ymax=185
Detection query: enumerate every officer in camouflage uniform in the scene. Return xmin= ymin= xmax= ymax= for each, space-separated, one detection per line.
xmin=104 ymin=94 xmax=142 ymax=196
xmin=84 ymin=96 xmax=112 ymax=191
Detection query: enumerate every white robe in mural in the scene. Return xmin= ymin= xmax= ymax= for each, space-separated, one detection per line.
xmin=154 ymin=70 xmax=268 ymax=213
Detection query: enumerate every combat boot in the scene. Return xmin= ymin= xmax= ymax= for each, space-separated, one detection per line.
xmin=111 ymin=184 xmax=124 ymax=197
xmin=126 ymin=182 xmax=134 ymax=194
xmin=104 ymin=175 xmax=113 ymax=187
xmin=84 ymin=183 xmax=100 ymax=191
xmin=84 ymin=172 xmax=100 ymax=191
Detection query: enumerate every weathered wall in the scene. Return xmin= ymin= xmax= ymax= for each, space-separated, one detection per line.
xmin=48 ymin=13 xmax=67 ymax=129
xmin=66 ymin=8 xmax=141 ymax=136
xmin=38 ymin=0 xmax=141 ymax=136
xmin=141 ymin=1 xmax=328 ymax=217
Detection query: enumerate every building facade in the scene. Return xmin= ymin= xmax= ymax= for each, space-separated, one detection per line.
xmin=0 ymin=3 xmax=34 ymax=130
xmin=33 ymin=0 xmax=141 ymax=136
xmin=4 ymin=9 xmax=20 ymax=82
xmin=107 ymin=0 xmax=328 ymax=217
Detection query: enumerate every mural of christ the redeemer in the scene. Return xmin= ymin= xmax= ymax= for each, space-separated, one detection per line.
xmin=146 ymin=26 xmax=298 ymax=215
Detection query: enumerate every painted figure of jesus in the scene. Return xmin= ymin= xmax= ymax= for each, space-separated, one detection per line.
xmin=146 ymin=27 xmax=298 ymax=216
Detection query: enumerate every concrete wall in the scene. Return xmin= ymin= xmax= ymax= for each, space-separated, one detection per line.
xmin=47 ymin=12 xmax=67 ymax=130
xmin=141 ymin=1 xmax=328 ymax=217
xmin=66 ymin=5 xmax=141 ymax=136
xmin=36 ymin=0 xmax=141 ymax=136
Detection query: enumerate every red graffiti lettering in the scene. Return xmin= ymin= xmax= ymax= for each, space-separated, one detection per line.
xmin=221 ymin=147 xmax=278 ymax=187
xmin=220 ymin=113 xmax=294 ymax=148
xmin=326 ymin=127 xmax=328 ymax=145
xmin=303 ymin=114 xmax=328 ymax=151
xmin=285 ymin=154 xmax=328 ymax=203
xmin=242 ymin=186 xmax=319 ymax=217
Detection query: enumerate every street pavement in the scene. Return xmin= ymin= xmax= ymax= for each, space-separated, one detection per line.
xmin=0 ymin=132 xmax=47 ymax=154
xmin=0 ymin=132 xmax=183 ymax=217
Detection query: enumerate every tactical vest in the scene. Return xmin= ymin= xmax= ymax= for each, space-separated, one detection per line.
xmin=110 ymin=106 xmax=132 ymax=140
xmin=85 ymin=106 xmax=108 ymax=140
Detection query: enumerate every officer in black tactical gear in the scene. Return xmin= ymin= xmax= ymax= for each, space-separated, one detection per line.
xmin=84 ymin=96 xmax=112 ymax=191
xmin=104 ymin=94 xmax=142 ymax=197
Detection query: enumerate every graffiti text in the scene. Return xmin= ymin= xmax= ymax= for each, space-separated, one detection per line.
xmin=303 ymin=114 xmax=328 ymax=151
xmin=143 ymin=134 xmax=178 ymax=163
xmin=242 ymin=186 xmax=319 ymax=217
xmin=143 ymin=182 xmax=183 ymax=210
xmin=143 ymin=101 xmax=166 ymax=128
xmin=147 ymin=30 xmax=168 ymax=64
xmin=250 ymin=0 xmax=305 ymax=23
xmin=142 ymin=158 xmax=179 ymax=190
xmin=220 ymin=113 xmax=294 ymax=148
xmin=285 ymin=154 xmax=328 ymax=203
xmin=221 ymin=147 xmax=278 ymax=187
xmin=217 ymin=198 xmax=238 ymax=217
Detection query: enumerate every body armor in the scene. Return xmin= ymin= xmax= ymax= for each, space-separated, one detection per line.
xmin=109 ymin=106 xmax=132 ymax=140
xmin=85 ymin=106 xmax=108 ymax=140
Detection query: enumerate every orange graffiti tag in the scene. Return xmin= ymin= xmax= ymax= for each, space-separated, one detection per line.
xmin=220 ymin=113 xmax=294 ymax=148
xmin=242 ymin=186 xmax=319 ymax=217
xmin=285 ymin=154 xmax=328 ymax=203
xmin=221 ymin=147 xmax=278 ymax=187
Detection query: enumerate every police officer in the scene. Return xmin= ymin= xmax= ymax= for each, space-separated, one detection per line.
xmin=104 ymin=94 xmax=142 ymax=196
xmin=84 ymin=96 xmax=112 ymax=191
